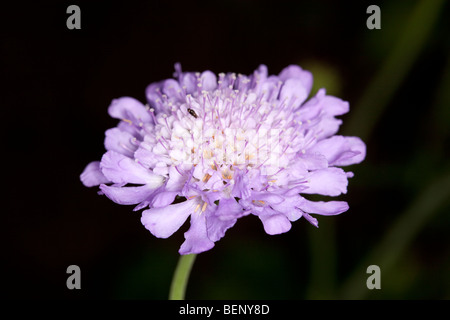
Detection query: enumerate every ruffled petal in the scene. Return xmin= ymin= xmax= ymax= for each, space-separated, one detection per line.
xmin=269 ymin=194 xmax=304 ymax=221
xmin=179 ymin=212 xmax=215 ymax=255
xmin=104 ymin=127 xmax=137 ymax=158
xmin=206 ymin=216 xmax=237 ymax=243
xmin=231 ymin=169 xmax=251 ymax=200
xmin=141 ymin=200 xmax=195 ymax=238
xmin=180 ymin=73 xmax=197 ymax=94
xmin=133 ymin=145 xmax=158 ymax=169
xmin=309 ymin=135 xmax=366 ymax=167
xmin=258 ymin=76 xmax=282 ymax=102
xmin=333 ymin=137 xmax=366 ymax=166
xmin=215 ymin=197 xmax=245 ymax=219
xmin=303 ymin=167 xmax=348 ymax=196
xmin=201 ymin=70 xmax=217 ymax=91
xmin=278 ymin=65 xmax=313 ymax=95
xmin=100 ymin=150 xmax=165 ymax=186
xmin=145 ymin=82 xmax=166 ymax=113
xmin=250 ymin=191 xmax=285 ymax=205
xmin=254 ymin=64 xmax=268 ymax=81
xmin=259 ymin=209 xmax=292 ymax=235
xmin=162 ymin=79 xmax=184 ymax=102
xmin=150 ymin=191 xmax=178 ymax=208
xmin=108 ymin=97 xmax=151 ymax=123
xmin=319 ymin=90 xmax=349 ymax=116
xmin=298 ymin=198 xmax=349 ymax=216
xmin=116 ymin=120 xmax=143 ymax=139
xmin=206 ymin=198 xmax=242 ymax=242
xmin=302 ymin=212 xmax=319 ymax=227
xmin=100 ymin=184 xmax=157 ymax=205
xmin=279 ymin=78 xmax=308 ymax=109
xmin=299 ymin=153 xmax=328 ymax=170
xmin=297 ymin=89 xmax=349 ymax=120
xmin=166 ymin=165 xmax=190 ymax=192
xmin=80 ymin=161 xmax=110 ymax=187
xmin=314 ymin=116 xmax=343 ymax=140
xmin=306 ymin=89 xmax=349 ymax=116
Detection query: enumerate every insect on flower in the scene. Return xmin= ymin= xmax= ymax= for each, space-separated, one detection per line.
xmin=187 ymin=108 xmax=198 ymax=118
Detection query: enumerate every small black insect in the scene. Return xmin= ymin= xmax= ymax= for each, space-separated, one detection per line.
xmin=187 ymin=108 xmax=198 ymax=118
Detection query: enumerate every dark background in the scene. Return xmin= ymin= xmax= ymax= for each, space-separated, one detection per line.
xmin=2 ymin=0 xmax=450 ymax=299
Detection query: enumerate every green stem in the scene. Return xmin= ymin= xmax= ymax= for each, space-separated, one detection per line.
xmin=338 ymin=0 xmax=446 ymax=299
xmin=343 ymin=0 xmax=445 ymax=141
xmin=339 ymin=171 xmax=450 ymax=299
xmin=169 ymin=254 xmax=197 ymax=300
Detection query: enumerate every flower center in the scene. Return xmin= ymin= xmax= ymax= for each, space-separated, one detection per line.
xmin=148 ymin=85 xmax=307 ymax=189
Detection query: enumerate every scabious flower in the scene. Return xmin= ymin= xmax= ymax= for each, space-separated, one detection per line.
xmin=80 ymin=63 xmax=366 ymax=255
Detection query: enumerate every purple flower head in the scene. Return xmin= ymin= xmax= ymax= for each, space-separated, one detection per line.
xmin=80 ymin=63 xmax=366 ymax=255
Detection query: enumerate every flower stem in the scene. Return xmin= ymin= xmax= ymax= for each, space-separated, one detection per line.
xmin=343 ymin=0 xmax=445 ymax=142
xmin=169 ymin=254 xmax=197 ymax=300
xmin=339 ymin=171 xmax=450 ymax=299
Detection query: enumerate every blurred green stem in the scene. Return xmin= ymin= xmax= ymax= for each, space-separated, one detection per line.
xmin=169 ymin=254 xmax=197 ymax=300
xmin=344 ymin=0 xmax=445 ymax=141
xmin=340 ymin=171 xmax=450 ymax=299
xmin=338 ymin=0 xmax=446 ymax=300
